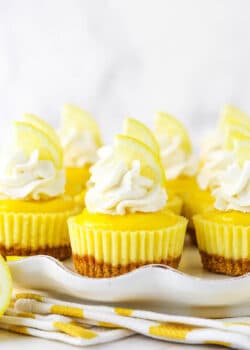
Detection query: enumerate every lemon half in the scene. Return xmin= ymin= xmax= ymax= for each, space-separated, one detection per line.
xmin=0 ymin=255 xmax=12 ymax=317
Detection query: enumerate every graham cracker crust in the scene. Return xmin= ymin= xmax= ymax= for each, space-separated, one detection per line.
xmin=0 ymin=245 xmax=71 ymax=261
xmin=73 ymin=254 xmax=181 ymax=278
xmin=200 ymin=251 xmax=250 ymax=276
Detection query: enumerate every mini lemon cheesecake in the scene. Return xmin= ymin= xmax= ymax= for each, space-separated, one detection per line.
xmin=194 ymin=116 xmax=250 ymax=275
xmin=0 ymin=255 xmax=12 ymax=317
xmin=0 ymin=114 xmax=77 ymax=260
xmin=182 ymin=188 xmax=214 ymax=244
xmin=60 ymin=104 xmax=102 ymax=207
xmin=190 ymin=105 xmax=250 ymax=244
xmin=154 ymin=112 xmax=198 ymax=242
xmin=68 ymin=134 xmax=187 ymax=278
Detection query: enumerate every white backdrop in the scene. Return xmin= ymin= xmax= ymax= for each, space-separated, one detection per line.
xmin=1 ymin=0 xmax=250 ymax=145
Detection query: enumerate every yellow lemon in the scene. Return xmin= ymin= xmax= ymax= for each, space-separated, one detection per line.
xmin=0 ymin=255 xmax=12 ymax=317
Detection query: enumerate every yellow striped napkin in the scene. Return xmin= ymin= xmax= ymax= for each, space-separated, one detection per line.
xmin=1 ymin=292 xmax=250 ymax=349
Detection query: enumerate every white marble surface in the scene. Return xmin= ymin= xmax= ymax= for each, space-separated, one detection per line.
xmin=1 ymin=0 xmax=250 ymax=145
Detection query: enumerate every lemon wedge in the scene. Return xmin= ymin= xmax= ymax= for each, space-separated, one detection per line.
xmin=13 ymin=121 xmax=63 ymax=168
xmin=114 ymin=134 xmax=165 ymax=186
xmin=0 ymin=255 xmax=12 ymax=317
xmin=224 ymin=126 xmax=250 ymax=150
xmin=123 ymin=117 xmax=160 ymax=156
xmin=234 ymin=140 xmax=250 ymax=167
xmin=219 ymin=105 xmax=250 ymax=132
xmin=62 ymin=104 xmax=102 ymax=147
xmin=155 ymin=112 xmax=192 ymax=154
xmin=22 ymin=113 xmax=61 ymax=148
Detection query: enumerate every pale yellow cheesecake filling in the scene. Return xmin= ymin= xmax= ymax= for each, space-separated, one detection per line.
xmin=69 ymin=209 xmax=187 ymax=265
xmin=194 ymin=210 xmax=250 ymax=259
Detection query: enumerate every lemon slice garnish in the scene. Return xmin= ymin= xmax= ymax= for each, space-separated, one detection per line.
xmin=114 ymin=134 xmax=165 ymax=186
xmin=224 ymin=126 xmax=250 ymax=150
xmin=234 ymin=140 xmax=250 ymax=167
xmin=0 ymin=255 xmax=12 ymax=317
xmin=22 ymin=113 xmax=61 ymax=148
xmin=219 ymin=105 xmax=250 ymax=132
xmin=155 ymin=112 xmax=192 ymax=154
xmin=123 ymin=117 xmax=160 ymax=156
xmin=62 ymin=104 xmax=102 ymax=147
xmin=14 ymin=121 xmax=63 ymax=168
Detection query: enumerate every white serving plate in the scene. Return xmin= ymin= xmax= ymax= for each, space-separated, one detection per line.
xmin=8 ymin=245 xmax=250 ymax=318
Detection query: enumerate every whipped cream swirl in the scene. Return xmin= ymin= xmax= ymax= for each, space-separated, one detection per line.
xmin=198 ymin=149 xmax=235 ymax=191
xmin=0 ymin=150 xmax=65 ymax=200
xmin=61 ymin=128 xmax=98 ymax=167
xmin=213 ymin=161 xmax=250 ymax=212
xmin=85 ymin=146 xmax=167 ymax=215
xmin=157 ymin=136 xmax=197 ymax=179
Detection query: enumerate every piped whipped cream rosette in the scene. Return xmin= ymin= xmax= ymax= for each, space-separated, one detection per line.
xmin=68 ymin=132 xmax=187 ymax=278
xmin=59 ymin=104 xmax=102 ymax=207
xmin=85 ymin=146 xmax=166 ymax=215
xmin=0 ymin=149 xmax=65 ymax=201
xmin=0 ymin=114 xmax=77 ymax=260
xmin=194 ymin=116 xmax=250 ymax=276
xmin=213 ymin=159 xmax=250 ymax=212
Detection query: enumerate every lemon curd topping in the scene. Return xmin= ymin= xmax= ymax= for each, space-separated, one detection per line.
xmin=201 ymin=209 xmax=250 ymax=226
xmin=74 ymin=209 xmax=184 ymax=231
xmin=0 ymin=197 xmax=75 ymax=213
